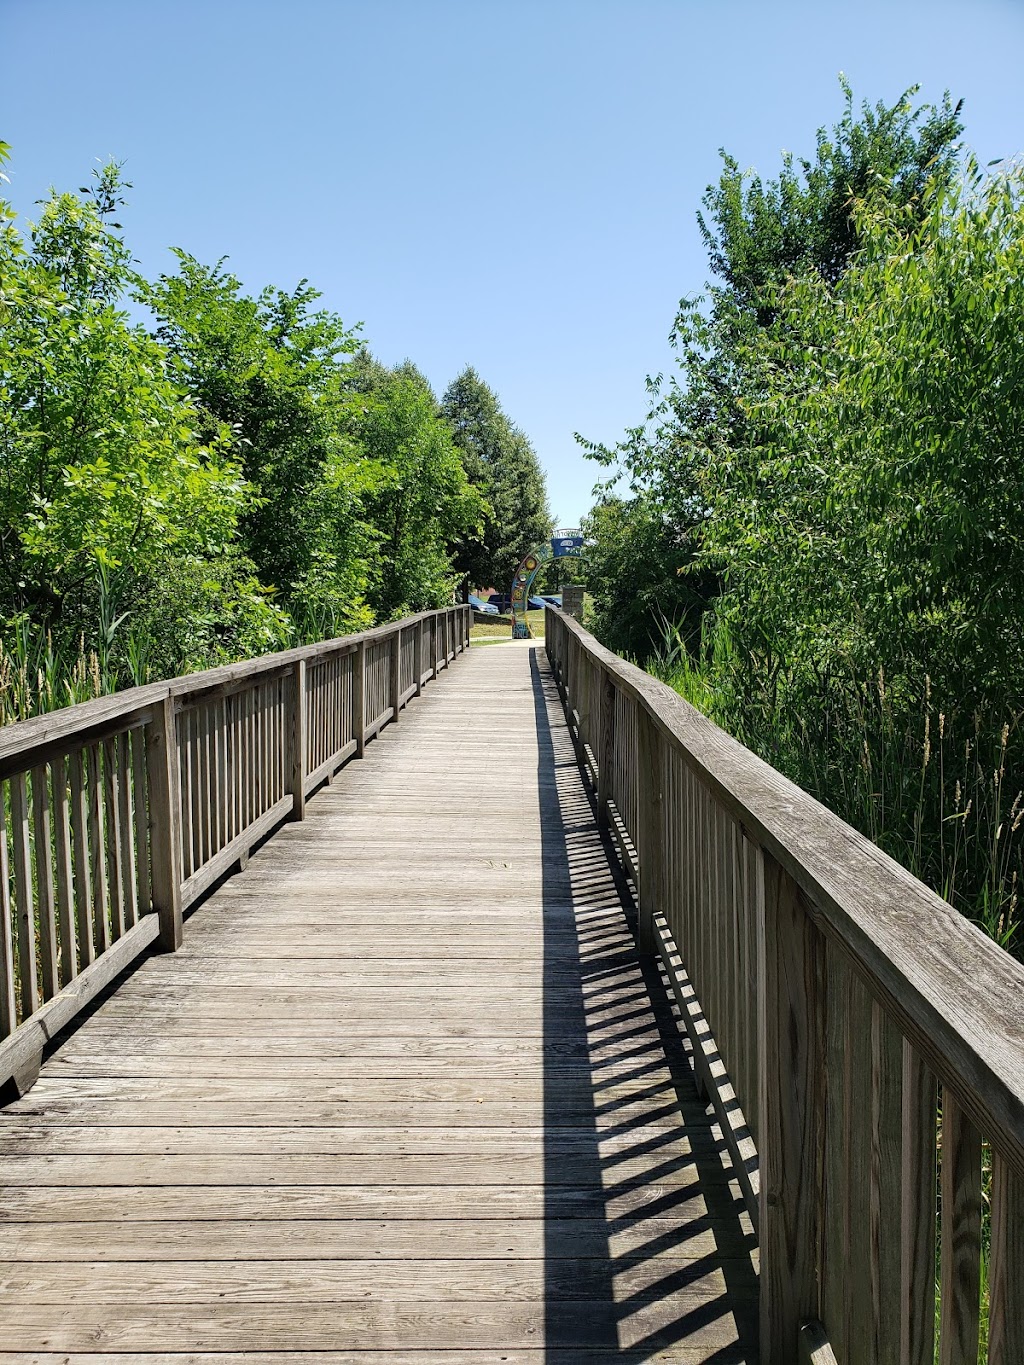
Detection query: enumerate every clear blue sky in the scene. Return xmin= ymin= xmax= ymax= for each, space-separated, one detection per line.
xmin=4 ymin=1 xmax=1024 ymax=525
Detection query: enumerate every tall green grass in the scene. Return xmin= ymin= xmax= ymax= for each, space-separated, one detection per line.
xmin=647 ymin=616 xmax=1021 ymax=959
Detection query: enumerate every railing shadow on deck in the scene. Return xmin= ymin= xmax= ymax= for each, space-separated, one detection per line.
xmin=530 ymin=650 xmax=759 ymax=1360
xmin=546 ymin=606 xmax=1024 ymax=1365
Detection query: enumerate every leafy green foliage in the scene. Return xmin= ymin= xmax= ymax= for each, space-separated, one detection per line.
xmin=344 ymin=354 xmax=485 ymax=619
xmin=580 ymin=83 xmax=1023 ymax=950
xmin=579 ymin=493 xmax=716 ymax=660
xmin=145 ymin=254 xmax=375 ymax=633
xmin=0 ymin=160 xmax=276 ymax=674
xmin=441 ymin=367 xmax=552 ymax=590
xmin=698 ymin=77 xmax=963 ymax=317
xmin=0 ymin=148 xmax=513 ymax=711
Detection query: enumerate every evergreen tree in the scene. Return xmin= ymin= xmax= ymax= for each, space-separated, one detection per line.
xmin=441 ymin=367 xmax=551 ymax=591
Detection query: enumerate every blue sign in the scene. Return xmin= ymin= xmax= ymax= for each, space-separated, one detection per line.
xmin=550 ymin=528 xmax=583 ymax=559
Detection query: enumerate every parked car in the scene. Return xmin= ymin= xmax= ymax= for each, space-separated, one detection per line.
xmin=468 ymin=594 xmax=499 ymax=615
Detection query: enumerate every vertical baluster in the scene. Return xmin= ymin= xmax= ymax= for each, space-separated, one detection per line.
xmin=10 ymin=772 xmax=37 ymax=1020
xmin=336 ymin=654 xmax=344 ymax=757
xmin=146 ymin=695 xmax=183 ymax=952
xmin=255 ymin=683 xmax=265 ymax=817
xmin=636 ymin=708 xmax=663 ymax=956
xmin=130 ymin=728 xmax=150 ymax=915
xmin=282 ymin=675 xmax=290 ymax=795
xmin=0 ymin=790 xmax=16 ymax=1036
xmin=901 ymin=1042 xmax=937 ymax=1365
xmin=266 ymin=681 xmax=274 ymax=807
xmin=746 ymin=837 xmax=762 ymax=1143
xmin=821 ymin=943 xmax=849 ymax=1360
xmin=215 ymin=696 xmax=228 ymax=854
xmin=115 ymin=733 xmax=138 ymax=929
xmin=596 ymin=669 xmax=614 ymax=828
xmin=988 ymin=1152 xmax=1024 ymax=1365
xmin=182 ymin=708 xmax=195 ymax=878
xmin=224 ymin=694 xmax=236 ymax=846
xmin=291 ymin=660 xmax=307 ymax=820
xmin=390 ymin=629 xmax=401 ymax=721
xmin=240 ymin=688 xmax=250 ymax=832
xmin=209 ymin=702 xmax=221 ymax=858
xmin=731 ymin=817 xmax=747 ymax=1116
xmin=355 ymin=641 xmax=366 ymax=757
xmin=870 ymin=1001 xmax=904 ymax=1355
xmin=51 ymin=755 xmax=77 ymax=984
xmin=263 ymin=680 xmax=272 ymax=810
xmin=938 ymin=1091 xmax=982 ymax=1365
xmin=68 ymin=748 xmax=94 ymax=968
xmin=845 ymin=972 xmax=874 ymax=1358
xmin=31 ymin=764 xmax=59 ymax=1001
xmin=758 ymin=853 xmax=825 ymax=1363
xmin=200 ymin=704 xmax=212 ymax=868
xmin=248 ymin=685 xmax=257 ymax=826
xmin=103 ymin=737 xmax=126 ymax=942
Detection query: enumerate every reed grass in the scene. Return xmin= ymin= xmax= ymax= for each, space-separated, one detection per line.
xmin=647 ymin=617 xmax=1022 ymax=961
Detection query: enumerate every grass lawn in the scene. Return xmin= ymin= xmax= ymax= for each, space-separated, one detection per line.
xmin=470 ymin=609 xmax=546 ymax=643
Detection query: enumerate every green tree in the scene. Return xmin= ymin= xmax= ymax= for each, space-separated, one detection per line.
xmin=0 ymin=157 xmax=280 ymax=673
xmin=344 ymin=353 xmax=485 ymax=619
xmin=145 ymin=254 xmax=375 ymax=632
xmin=580 ymin=82 xmax=964 ymax=651
xmin=441 ymin=367 xmax=551 ymax=591
xmin=580 ymin=493 xmax=716 ymax=659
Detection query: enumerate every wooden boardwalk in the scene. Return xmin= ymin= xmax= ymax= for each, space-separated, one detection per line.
xmin=0 ymin=641 xmax=757 ymax=1362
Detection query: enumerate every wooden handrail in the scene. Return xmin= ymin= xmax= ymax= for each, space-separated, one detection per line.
xmin=0 ymin=605 xmax=471 ymax=1097
xmin=546 ymin=605 xmax=1024 ymax=1365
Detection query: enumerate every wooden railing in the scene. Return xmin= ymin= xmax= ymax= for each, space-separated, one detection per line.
xmin=0 ymin=605 xmax=470 ymax=1096
xmin=546 ymin=606 xmax=1024 ymax=1365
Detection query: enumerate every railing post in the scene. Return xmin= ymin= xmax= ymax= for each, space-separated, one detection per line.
xmin=635 ymin=707 xmax=663 ymax=956
xmin=597 ymin=667 xmax=615 ymax=829
xmin=354 ymin=640 xmax=366 ymax=757
xmin=390 ymin=627 xmax=402 ymax=722
xmin=146 ymin=694 xmax=183 ymax=952
xmin=290 ymin=659 xmax=307 ymax=820
xmin=758 ymin=853 xmax=826 ymax=1364
xmin=415 ymin=620 xmax=423 ymax=696
xmin=431 ymin=615 xmax=439 ymax=681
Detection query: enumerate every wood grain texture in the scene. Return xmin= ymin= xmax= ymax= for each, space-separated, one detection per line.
xmin=987 ymin=1151 xmax=1024 ymax=1365
xmin=900 ymin=1043 xmax=937 ymax=1365
xmin=938 ymin=1091 xmax=982 ymax=1365
xmin=0 ymin=642 xmax=756 ymax=1358
xmin=757 ymin=854 xmax=824 ymax=1364
xmin=545 ymin=610 xmax=1024 ymax=1175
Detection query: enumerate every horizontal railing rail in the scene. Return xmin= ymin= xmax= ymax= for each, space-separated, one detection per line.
xmin=546 ymin=605 xmax=1024 ymax=1365
xmin=0 ymin=605 xmax=470 ymax=1097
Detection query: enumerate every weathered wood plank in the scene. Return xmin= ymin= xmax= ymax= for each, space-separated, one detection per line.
xmin=0 ymin=641 xmax=754 ymax=1360
xmin=938 ymin=1090 xmax=982 ymax=1365
xmin=0 ymin=1215 xmax=737 ymax=1262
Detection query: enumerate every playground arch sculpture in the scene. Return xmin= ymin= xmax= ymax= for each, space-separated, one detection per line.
xmin=510 ymin=528 xmax=583 ymax=639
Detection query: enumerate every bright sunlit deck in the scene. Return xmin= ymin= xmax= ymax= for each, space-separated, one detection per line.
xmin=0 ymin=634 xmax=757 ymax=1361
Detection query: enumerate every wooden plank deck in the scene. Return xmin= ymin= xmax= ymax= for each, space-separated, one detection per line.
xmin=0 ymin=641 xmax=757 ymax=1362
